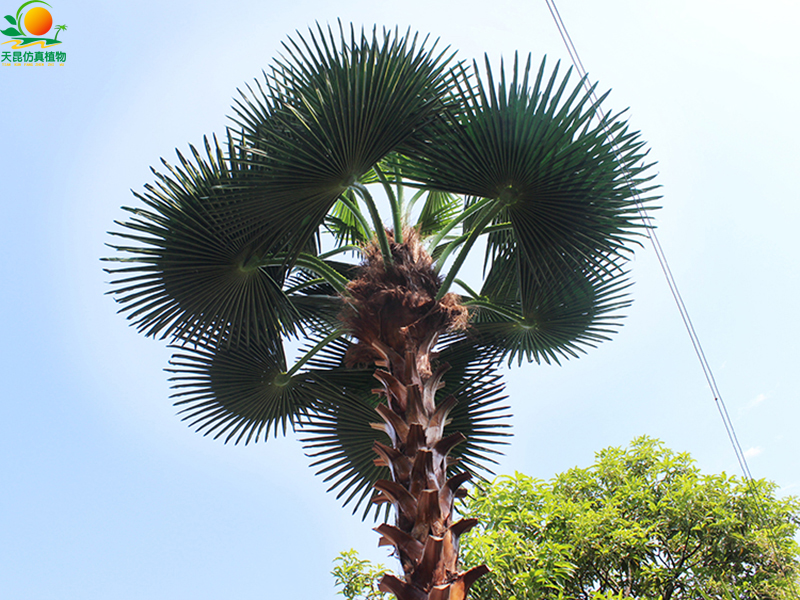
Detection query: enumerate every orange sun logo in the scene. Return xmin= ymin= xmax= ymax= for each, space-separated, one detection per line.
xmin=23 ymin=5 xmax=51 ymax=36
xmin=1 ymin=0 xmax=67 ymax=48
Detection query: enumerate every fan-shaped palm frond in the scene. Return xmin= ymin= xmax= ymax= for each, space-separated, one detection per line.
xmin=467 ymin=243 xmax=632 ymax=365
xmin=325 ymin=193 xmax=373 ymax=247
xmin=104 ymin=136 xmax=305 ymax=346
xmin=167 ymin=329 xmax=365 ymax=445
xmin=415 ymin=190 xmax=462 ymax=238
xmin=281 ymin=259 xmax=362 ymax=338
xmin=434 ymin=335 xmax=512 ymax=469
xmin=402 ymin=53 xmax=657 ymax=290
xmin=167 ymin=332 xmax=318 ymax=444
xmin=225 ymin=23 xmax=460 ymax=261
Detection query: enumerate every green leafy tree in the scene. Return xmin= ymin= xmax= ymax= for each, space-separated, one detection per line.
xmin=105 ymin=23 xmax=656 ymax=599
xmin=336 ymin=438 xmax=799 ymax=599
xmin=333 ymin=550 xmax=393 ymax=600
xmin=462 ymin=438 xmax=800 ymax=599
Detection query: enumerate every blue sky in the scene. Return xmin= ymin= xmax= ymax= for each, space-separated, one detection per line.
xmin=1 ymin=0 xmax=798 ymax=598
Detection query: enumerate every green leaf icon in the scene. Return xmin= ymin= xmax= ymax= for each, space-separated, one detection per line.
xmin=1 ymin=26 xmax=21 ymax=36
xmin=4 ymin=15 xmax=16 ymax=25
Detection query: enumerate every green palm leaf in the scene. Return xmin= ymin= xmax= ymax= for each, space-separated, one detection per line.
xmin=324 ymin=193 xmax=373 ymax=247
xmin=435 ymin=334 xmax=512 ymax=471
xmin=284 ymin=267 xmax=349 ymax=336
xmin=225 ymin=23 xmax=459 ymax=261
xmin=467 ymin=247 xmax=632 ymax=365
xmin=415 ymin=190 xmax=462 ymax=238
xmin=104 ymin=136 xmax=305 ymax=346
xmin=167 ymin=332 xmax=319 ymax=444
xmin=402 ymin=53 xmax=657 ymax=281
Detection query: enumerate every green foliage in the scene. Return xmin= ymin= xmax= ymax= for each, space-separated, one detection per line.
xmin=332 ymin=550 xmax=392 ymax=600
xmin=335 ymin=437 xmax=800 ymax=599
xmin=464 ymin=437 xmax=800 ymax=600
xmin=459 ymin=472 xmax=577 ymax=599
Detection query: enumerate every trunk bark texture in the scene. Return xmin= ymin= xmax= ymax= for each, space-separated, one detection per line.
xmin=342 ymin=231 xmax=488 ymax=600
xmin=369 ymin=335 xmax=489 ymax=600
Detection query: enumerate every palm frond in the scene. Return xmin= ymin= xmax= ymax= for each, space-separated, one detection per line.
xmin=283 ymin=261 xmax=354 ymax=338
xmin=297 ymin=338 xmax=386 ymax=517
xmin=467 ymin=250 xmax=632 ymax=366
xmin=434 ymin=335 xmax=512 ymax=473
xmin=415 ymin=190 xmax=463 ymax=238
xmin=104 ymin=135 xmax=304 ymax=346
xmin=288 ymin=293 xmax=343 ymax=338
xmin=324 ymin=194 xmax=373 ymax=247
xmin=402 ymin=53 xmax=658 ymax=279
xmin=167 ymin=333 xmax=319 ymax=444
xmin=225 ymin=22 xmax=460 ymax=261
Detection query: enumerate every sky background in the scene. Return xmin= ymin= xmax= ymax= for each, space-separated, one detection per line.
xmin=1 ymin=0 xmax=798 ymax=598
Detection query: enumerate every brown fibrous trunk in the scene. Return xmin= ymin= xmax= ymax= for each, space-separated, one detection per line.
xmin=340 ymin=230 xmax=488 ymax=600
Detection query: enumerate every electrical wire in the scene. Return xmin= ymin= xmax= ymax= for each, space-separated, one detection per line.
xmin=544 ymin=0 xmax=795 ymax=582
xmin=544 ymin=0 xmax=752 ymax=483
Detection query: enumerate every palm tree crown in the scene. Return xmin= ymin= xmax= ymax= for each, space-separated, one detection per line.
xmin=105 ymin=23 xmax=657 ymax=599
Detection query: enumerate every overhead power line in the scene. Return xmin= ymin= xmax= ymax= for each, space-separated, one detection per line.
xmin=542 ymin=0 xmax=795 ymax=583
xmin=543 ymin=0 xmax=753 ymax=482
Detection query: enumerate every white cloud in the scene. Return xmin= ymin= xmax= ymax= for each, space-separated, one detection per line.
xmin=744 ymin=446 xmax=763 ymax=459
xmin=742 ymin=393 xmax=767 ymax=412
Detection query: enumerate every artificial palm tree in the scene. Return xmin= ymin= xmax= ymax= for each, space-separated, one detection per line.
xmin=105 ymin=23 xmax=656 ymax=600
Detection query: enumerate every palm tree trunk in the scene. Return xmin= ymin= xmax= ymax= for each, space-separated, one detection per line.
xmin=369 ymin=335 xmax=488 ymax=599
xmin=342 ymin=230 xmax=488 ymax=600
